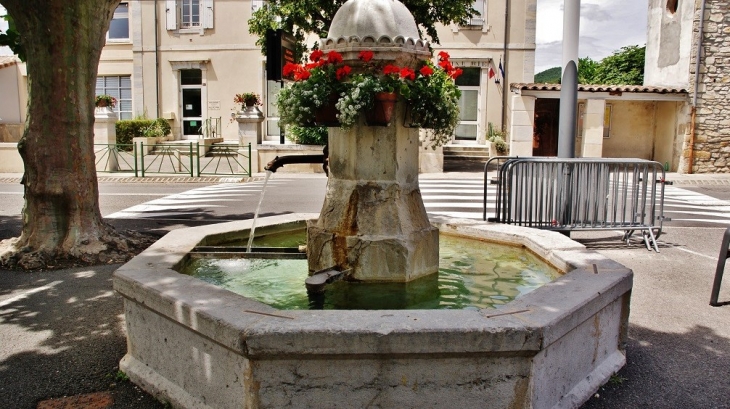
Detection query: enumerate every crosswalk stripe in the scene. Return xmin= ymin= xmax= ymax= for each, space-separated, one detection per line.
xmin=105 ymin=177 xmax=730 ymax=226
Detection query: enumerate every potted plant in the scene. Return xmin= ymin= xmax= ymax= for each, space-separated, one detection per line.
xmin=95 ymin=94 xmax=117 ymax=108
xmin=486 ymin=122 xmax=509 ymax=156
xmin=234 ymin=92 xmax=262 ymax=109
xmin=276 ymin=49 xmax=462 ymax=147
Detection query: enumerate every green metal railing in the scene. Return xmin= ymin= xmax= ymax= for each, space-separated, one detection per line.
xmin=94 ymin=143 xmax=138 ymax=175
xmin=198 ymin=143 xmax=251 ymax=177
xmin=95 ymin=142 xmax=252 ymax=177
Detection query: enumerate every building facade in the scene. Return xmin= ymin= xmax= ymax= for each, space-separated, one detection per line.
xmin=645 ymin=0 xmax=730 ymax=173
xmin=94 ymin=0 xmax=535 ymax=146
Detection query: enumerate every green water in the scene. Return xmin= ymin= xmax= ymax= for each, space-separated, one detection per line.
xmin=184 ymin=232 xmax=560 ymax=310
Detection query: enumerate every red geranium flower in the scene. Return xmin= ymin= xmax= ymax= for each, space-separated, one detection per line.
xmin=438 ymin=60 xmax=454 ymax=72
xmin=327 ymin=51 xmax=343 ymax=64
xmin=336 ymin=65 xmax=352 ymax=80
xmin=309 ymin=49 xmax=324 ymax=62
xmin=383 ymin=64 xmax=401 ymax=76
xmin=438 ymin=51 xmax=450 ymax=61
xmin=400 ymin=67 xmax=416 ymax=81
xmin=358 ymin=50 xmax=374 ymax=62
xmin=419 ymin=65 xmax=434 ymax=77
xmin=449 ymin=68 xmax=464 ymax=79
xmin=294 ymin=70 xmax=311 ymax=81
xmin=283 ymin=62 xmax=300 ymax=78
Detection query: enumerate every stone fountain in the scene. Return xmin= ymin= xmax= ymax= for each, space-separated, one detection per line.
xmin=113 ymin=1 xmax=633 ymax=408
xmin=307 ymin=3 xmax=437 ymax=281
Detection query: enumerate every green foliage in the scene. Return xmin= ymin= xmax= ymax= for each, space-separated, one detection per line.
xmin=534 ymin=67 xmax=561 ymax=83
xmin=95 ymin=94 xmax=117 ymax=108
xmin=590 ymin=45 xmax=645 ymax=85
xmin=608 ymin=374 xmax=627 ymax=386
xmin=0 ymin=14 xmax=24 ymax=61
xmin=577 ymin=57 xmax=599 ymax=84
xmin=486 ymin=123 xmax=508 ymax=154
xmin=116 ymin=118 xmax=171 ymax=146
xmin=115 ymin=370 xmax=130 ymax=382
xmin=247 ymin=0 xmax=478 ymax=61
xmin=534 ymin=45 xmax=645 ymax=86
xmin=286 ymin=125 xmax=328 ymax=145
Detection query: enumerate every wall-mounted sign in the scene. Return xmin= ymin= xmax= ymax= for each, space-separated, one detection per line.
xmin=208 ymin=100 xmax=221 ymax=110
xmin=266 ymin=29 xmax=297 ymax=82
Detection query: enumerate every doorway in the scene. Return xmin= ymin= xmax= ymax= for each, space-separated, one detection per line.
xmin=181 ymin=69 xmax=203 ymax=138
xmin=533 ymin=98 xmax=559 ymax=157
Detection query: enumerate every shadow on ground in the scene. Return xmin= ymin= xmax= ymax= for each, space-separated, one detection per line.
xmin=582 ymin=324 xmax=730 ymax=408
xmin=0 ymin=265 xmax=165 ymax=408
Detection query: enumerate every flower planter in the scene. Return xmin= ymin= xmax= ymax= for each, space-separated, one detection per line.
xmin=314 ymin=94 xmax=341 ymax=127
xmin=365 ymin=92 xmax=397 ymax=126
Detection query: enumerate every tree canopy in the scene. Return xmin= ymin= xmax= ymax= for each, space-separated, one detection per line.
xmin=534 ymin=45 xmax=645 ymax=85
xmin=248 ymin=0 xmax=478 ymax=61
xmin=0 ymin=14 xmax=24 ymax=60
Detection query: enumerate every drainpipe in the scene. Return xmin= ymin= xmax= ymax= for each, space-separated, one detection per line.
xmin=689 ymin=0 xmax=707 ymax=174
xmin=501 ymin=0 xmax=510 ymax=132
xmin=154 ymin=0 xmax=161 ymax=118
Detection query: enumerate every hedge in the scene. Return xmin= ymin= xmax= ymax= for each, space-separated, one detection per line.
xmin=115 ymin=118 xmax=171 ymax=146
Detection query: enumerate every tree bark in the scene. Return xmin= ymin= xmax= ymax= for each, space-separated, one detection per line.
xmin=0 ymin=0 xmax=128 ymax=268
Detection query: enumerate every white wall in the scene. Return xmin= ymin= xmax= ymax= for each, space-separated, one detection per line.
xmin=644 ymin=0 xmax=694 ymax=88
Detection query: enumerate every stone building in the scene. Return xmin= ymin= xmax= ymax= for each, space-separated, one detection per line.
xmin=645 ymin=0 xmax=730 ymax=173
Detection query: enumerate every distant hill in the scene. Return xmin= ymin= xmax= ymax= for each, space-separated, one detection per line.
xmin=534 ymin=67 xmax=560 ymax=84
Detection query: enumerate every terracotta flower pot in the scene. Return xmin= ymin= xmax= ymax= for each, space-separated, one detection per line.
xmin=314 ymin=94 xmax=341 ymax=127
xmin=365 ymin=92 xmax=397 ymax=126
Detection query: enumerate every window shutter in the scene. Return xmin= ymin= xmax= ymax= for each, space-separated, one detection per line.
xmin=165 ymin=0 xmax=177 ymax=30
xmin=202 ymin=0 xmax=214 ymax=29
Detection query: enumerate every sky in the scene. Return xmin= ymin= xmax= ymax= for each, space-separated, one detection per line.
xmin=1 ymin=2 xmax=649 ymax=69
xmin=535 ymin=0 xmax=648 ymax=73
xmin=0 ymin=5 xmax=8 ymax=56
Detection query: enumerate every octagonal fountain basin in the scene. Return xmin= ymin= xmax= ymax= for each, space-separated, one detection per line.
xmin=113 ymin=213 xmax=632 ymax=409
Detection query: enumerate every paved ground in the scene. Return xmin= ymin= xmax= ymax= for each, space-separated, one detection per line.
xmin=1 ymin=170 xmax=730 ymax=408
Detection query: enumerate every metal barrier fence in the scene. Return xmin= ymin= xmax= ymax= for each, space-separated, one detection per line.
xmin=485 ymin=157 xmax=668 ymax=251
xmin=94 ymin=143 xmax=137 ymax=174
xmin=94 ymin=142 xmax=252 ymax=177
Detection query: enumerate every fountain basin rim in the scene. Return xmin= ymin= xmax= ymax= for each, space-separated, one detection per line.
xmin=113 ymin=213 xmax=632 ymax=358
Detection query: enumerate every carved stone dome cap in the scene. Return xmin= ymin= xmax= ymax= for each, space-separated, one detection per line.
xmin=327 ymin=0 xmax=420 ymax=42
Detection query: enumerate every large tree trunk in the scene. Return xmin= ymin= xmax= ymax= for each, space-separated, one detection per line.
xmin=0 ymin=0 xmax=134 ymax=269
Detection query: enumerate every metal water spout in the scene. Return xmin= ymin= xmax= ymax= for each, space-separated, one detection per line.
xmin=263 ymin=145 xmax=329 ymax=175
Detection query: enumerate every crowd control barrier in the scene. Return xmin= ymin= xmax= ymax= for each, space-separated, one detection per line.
xmin=485 ymin=157 xmax=669 ymax=252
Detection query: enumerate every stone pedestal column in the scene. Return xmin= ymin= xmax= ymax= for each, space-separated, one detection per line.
xmin=307 ymin=101 xmax=439 ymax=282
xmin=509 ymin=95 xmax=536 ymax=156
xmin=93 ymin=107 xmax=118 ymax=171
xmin=236 ymin=106 xmax=264 ymax=173
xmin=580 ymin=99 xmax=606 ymax=157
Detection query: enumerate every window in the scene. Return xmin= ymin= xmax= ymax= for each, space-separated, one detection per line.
xmin=454 ymin=67 xmax=481 ymax=141
xmin=666 ymin=0 xmax=678 ymax=14
xmin=96 ymin=76 xmax=132 ymax=120
xmin=166 ymin=0 xmax=214 ymax=31
xmin=108 ymin=3 xmax=129 ymax=41
xmin=465 ymin=0 xmax=485 ymax=26
xmin=181 ymin=0 xmax=200 ymax=28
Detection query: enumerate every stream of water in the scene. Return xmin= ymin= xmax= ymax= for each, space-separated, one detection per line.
xmin=245 ymin=170 xmax=272 ymax=253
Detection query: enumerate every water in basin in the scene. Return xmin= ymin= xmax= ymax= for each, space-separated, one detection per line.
xmin=183 ymin=230 xmax=560 ymax=310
